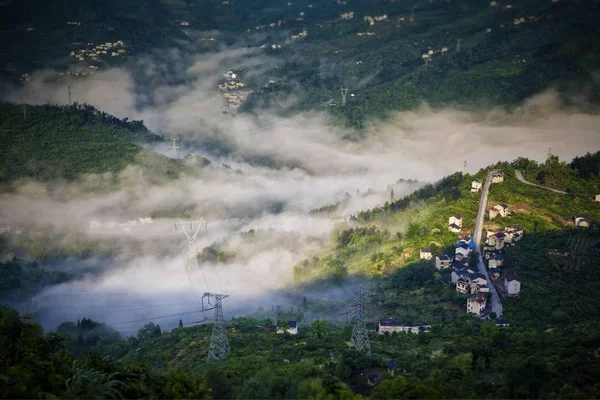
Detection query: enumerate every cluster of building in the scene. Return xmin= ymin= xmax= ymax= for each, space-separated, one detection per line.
xmin=66 ymin=21 xmax=81 ymax=26
xmin=291 ymin=30 xmax=308 ymax=40
xmin=70 ymin=41 xmax=126 ymax=61
xmin=357 ymin=32 xmax=376 ymax=37
xmin=218 ymin=70 xmax=250 ymax=108
xmin=339 ymin=11 xmax=354 ymax=20
xmin=378 ymin=319 xmax=431 ymax=334
xmin=253 ymin=20 xmax=284 ymax=30
xmin=364 ymin=14 xmax=388 ymax=26
xmin=421 ymin=46 xmax=449 ymax=63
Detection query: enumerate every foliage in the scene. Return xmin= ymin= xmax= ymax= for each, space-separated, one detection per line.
xmin=0 ymin=102 xmax=180 ymax=183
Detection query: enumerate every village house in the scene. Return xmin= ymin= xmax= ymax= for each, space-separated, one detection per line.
xmin=378 ymin=320 xmax=431 ymax=334
xmin=448 ymin=214 xmax=463 ymax=232
xmin=455 ymin=243 xmax=470 ymax=259
xmin=451 ymin=269 xmax=468 ymax=283
xmin=456 ymin=278 xmax=470 ymax=294
xmin=489 ymin=254 xmax=504 ymax=269
xmin=277 ymin=321 xmax=299 ymax=335
xmin=594 ymin=194 xmax=600 ymax=202
xmin=491 ymin=172 xmax=504 ymax=183
xmin=420 ymin=248 xmax=433 ymax=260
xmin=469 ymin=273 xmax=487 ymax=287
xmin=488 ymin=232 xmax=506 ymax=250
xmin=504 ymin=275 xmax=521 ymax=296
xmin=573 ymin=215 xmax=590 ymax=228
xmin=489 ymin=204 xmax=509 ymax=219
xmin=467 ymin=292 xmax=487 ymax=316
xmin=471 ymin=181 xmax=482 ymax=192
xmin=378 ymin=319 xmax=404 ymax=334
xmin=435 ymin=254 xmax=452 ymax=269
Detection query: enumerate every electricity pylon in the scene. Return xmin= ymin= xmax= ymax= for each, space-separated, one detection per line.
xmin=175 ymin=218 xmax=207 ymax=303
xmin=169 ymin=137 xmax=180 ymax=159
xmin=339 ymin=87 xmax=349 ymax=106
xmin=203 ymin=292 xmax=231 ymax=360
xmin=350 ymin=286 xmax=371 ymax=355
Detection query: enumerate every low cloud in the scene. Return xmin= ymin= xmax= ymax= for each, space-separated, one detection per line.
xmin=1 ymin=47 xmax=600 ymax=333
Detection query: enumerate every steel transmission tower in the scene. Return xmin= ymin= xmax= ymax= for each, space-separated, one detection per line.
xmin=350 ymin=286 xmax=371 ymax=355
xmin=175 ymin=218 xmax=207 ymax=303
xmin=339 ymin=87 xmax=349 ymax=106
xmin=203 ymin=292 xmax=231 ymax=360
xmin=169 ymin=137 xmax=180 ymax=159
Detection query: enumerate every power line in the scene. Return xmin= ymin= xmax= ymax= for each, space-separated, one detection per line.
xmin=107 ymin=309 xmax=209 ymax=326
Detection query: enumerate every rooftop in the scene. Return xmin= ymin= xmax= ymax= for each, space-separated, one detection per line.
xmin=379 ymin=319 xmax=403 ymax=326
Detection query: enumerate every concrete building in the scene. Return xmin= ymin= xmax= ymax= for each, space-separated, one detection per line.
xmin=491 ymin=172 xmax=504 ymax=183
xmin=471 ymin=181 xmax=482 ymax=192
xmin=435 ymin=254 xmax=452 ymax=269
xmin=467 ymin=293 xmax=487 ymax=316
xmin=420 ymin=248 xmax=433 ymax=260
xmin=488 ymin=232 xmax=506 ymax=250
xmin=504 ymin=275 xmax=521 ymax=296
xmin=489 ymin=204 xmax=508 ymax=219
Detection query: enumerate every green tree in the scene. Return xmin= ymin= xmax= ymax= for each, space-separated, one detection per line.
xmin=311 ymin=320 xmax=328 ymax=339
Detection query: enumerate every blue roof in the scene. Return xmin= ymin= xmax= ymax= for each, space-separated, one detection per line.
xmin=455 ymin=269 xmax=468 ymax=276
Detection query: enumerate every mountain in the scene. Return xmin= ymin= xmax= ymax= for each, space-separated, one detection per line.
xmin=2 ymin=154 xmax=600 ymax=398
xmin=0 ymin=102 xmax=179 ymax=182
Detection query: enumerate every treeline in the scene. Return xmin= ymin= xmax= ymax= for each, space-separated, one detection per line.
xmin=358 ymin=172 xmax=464 ymax=222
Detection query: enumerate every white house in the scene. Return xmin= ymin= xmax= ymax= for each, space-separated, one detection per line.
xmin=379 ymin=320 xmax=431 ymax=334
xmin=469 ymin=273 xmax=487 ymax=287
xmin=594 ymin=194 xmax=600 ymax=202
xmin=277 ymin=321 xmax=299 ymax=334
xmin=574 ymin=215 xmax=590 ymax=228
xmin=455 ymin=243 xmax=470 ymax=258
xmin=451 ymin=269 xmax=469 ymax=283
xmin=456 ymin=278 xmax=470 ymax=294
xmin=467 ymin=293 xmax=487 ymax=316
xmin=420 ymin=248 xmax=433 ymax=260
xmin=378 ymin=319 xmax=404 ymax=334
xmin=449 ymin=214 xmax=463 ymax=228
xmin=489 ymin=255 xmax=503 ymax=269
xmin=506 ymin=226 xmax=524 ymax=241
xmin=491 ymin=172 xmax=504 ymax=183
xmin=449 ymin=223 xmax=462 ymax=233
xmin=435 ymin=255 xmax=452 ymax=269
xmin=471 ymin=181 xmax=482 ymax=192
xmin=489 ymin=204 xmax=508 ymax=219
xmin=504 ymin=275 xmax=521 ymax=296
xmin=488 ymin=232 xmax=506 ymax=250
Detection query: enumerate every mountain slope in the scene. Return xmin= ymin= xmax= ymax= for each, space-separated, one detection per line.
xmin=0 ymin=102 xmax=178 ymax=182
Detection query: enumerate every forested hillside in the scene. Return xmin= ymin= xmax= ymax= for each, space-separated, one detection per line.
xmin=2 ymin=154 xmax=600 ymax=398
xmin=0 ymin=102 xmax=179 ymax=182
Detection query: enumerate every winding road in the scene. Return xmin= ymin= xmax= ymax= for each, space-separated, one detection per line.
xmin=473 ymin=170 xmax=503 ymax=317
xmin=515 ymin=170 xmax=568 ymax=195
